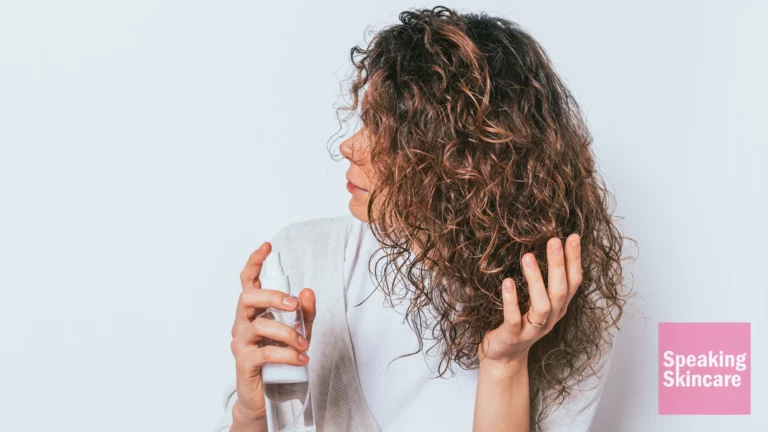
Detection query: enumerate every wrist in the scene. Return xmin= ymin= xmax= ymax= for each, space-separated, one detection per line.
xmin=480 ymin=353 xmax=529 ymax=381
xmin=232 ymin=401 xmax=267 ymax=431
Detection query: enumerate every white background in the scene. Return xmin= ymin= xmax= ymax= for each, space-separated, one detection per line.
xmin=1 ymin=1 xmax=765 ymax=430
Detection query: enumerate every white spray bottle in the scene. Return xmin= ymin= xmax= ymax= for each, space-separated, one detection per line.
xmin=258 ymin=252 xmax=316 ymax=432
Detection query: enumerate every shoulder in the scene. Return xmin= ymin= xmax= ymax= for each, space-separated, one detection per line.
xmin=269 ymin=214 xmax=361 ymax=267
xmin=537 ymin=326 xmax=619 ymax=431
xmin=270 ymin=213 xmax=358 ymax=247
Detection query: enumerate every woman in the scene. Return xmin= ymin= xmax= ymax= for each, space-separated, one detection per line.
xmin=215 ymin=6 xmax=628 ymax=432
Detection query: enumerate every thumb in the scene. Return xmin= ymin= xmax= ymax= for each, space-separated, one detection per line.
xmin=298 ymin=288 xmax=317 ymax=341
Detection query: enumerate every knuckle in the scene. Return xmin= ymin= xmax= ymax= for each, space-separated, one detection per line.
xmin=553 ymin=291 xmax=568 ymax=304
xmin=270 ymin=290 xmax=287 ymax=304
xmin=263 ymin=289 xmax=278 ymax=302
xmin=230 ymin=339 xmax=240 ymax=356
xmin=260 ymin=346 xmax=276 ymax=362
xmin=256 ymin=316 xmax=274 ymax=328
xmin=251 ymin=318 xmax=266 ymax=334
xmin=232 ymin=321 xmax=248 ymax=339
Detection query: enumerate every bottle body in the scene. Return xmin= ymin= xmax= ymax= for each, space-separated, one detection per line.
xmin=259 ymin=296 xmax=316 ymax=432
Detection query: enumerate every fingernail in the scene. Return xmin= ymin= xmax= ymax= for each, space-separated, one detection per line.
xmin=504 ymin=279 xmax=515 ymax=293
xmin=524 ymin=254 xmax=536 ymax=270
xmin=283 ymin=296 xmax=298 ymax=308
xmin=572 ymin=235 xmax=581 ymax=248
xmin=298 ymin=353 xmax=309 ymax=363
xmin=298 ymin=335 xmax=308 ymax=348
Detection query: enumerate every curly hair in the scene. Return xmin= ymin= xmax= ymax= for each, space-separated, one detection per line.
xmin=333 ymin=6 xmax=633 ymax=430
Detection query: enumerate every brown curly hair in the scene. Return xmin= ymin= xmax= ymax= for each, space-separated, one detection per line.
xmin=333 ymin=6 xmax=633 ymax=430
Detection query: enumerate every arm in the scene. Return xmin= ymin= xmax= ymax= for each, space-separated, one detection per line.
xmin=212 ymin=380 xmax=268 ymax=432
xmin=474 ymin=234 xmax=584 ymax=432
xmin=473 ymin=346 xmax=616 ymax=432
xmin=473 ymin=357 xmax=530 ymax=432
xmin=230 ymin=399 xmax=269 ymax=432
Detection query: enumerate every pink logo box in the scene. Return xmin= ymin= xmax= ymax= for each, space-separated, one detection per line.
xmin=658 ymin=322 xmax=750 ymax=415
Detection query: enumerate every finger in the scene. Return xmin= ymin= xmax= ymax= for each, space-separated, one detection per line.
xmin=239 ymin=242 xmax=272 ymax=291
xmin=479 ymin=279 xmax=521 ymax=360
xmin=234 ymin=287 xmax=299 ymax=326
xmin=501 ymin=278 xmax=522 ymax=335
xmin=233 ymin=242 xmax=270 ymax=332
xmin=546 ymin=237 xmax=569 ymax=319
xmin=521 ymin=253 xmax=551 ymax=338
xmin=563 ymin=234 xmax=583 ymax=308
xmin=298 ymin=288 xmax=317 ymax=341
xmin=235 ymin=346 xmax=310 ymax=378
xmin=236 ymin=317 xmax=310 ymax=352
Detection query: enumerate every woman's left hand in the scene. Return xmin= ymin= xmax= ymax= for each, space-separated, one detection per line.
xmin=478 ymin=234 xmax=583 ymax=367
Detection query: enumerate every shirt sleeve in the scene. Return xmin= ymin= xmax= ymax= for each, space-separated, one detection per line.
xmin=211 ymin=379 xmax=237 ymax=432
xmin=537 ymin=327 xmax=618 ymax=432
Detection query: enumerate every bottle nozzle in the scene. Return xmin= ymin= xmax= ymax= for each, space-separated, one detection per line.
xmin=261 ymin=251 xmax=290 ymax=295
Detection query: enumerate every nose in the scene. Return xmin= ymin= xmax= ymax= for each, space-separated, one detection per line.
xmin=340 ymin=130 xmax=362 ymax=162
xmin=340 ymin=136 xmax=353 ymax=159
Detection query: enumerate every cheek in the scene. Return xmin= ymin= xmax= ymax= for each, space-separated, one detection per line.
xmin=361 ymin=166 xmax=377 ymax=190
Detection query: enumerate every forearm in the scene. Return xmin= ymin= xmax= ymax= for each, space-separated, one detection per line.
xmin=229 ymin=421 xmax=267 ymax=432
xmin=230 ymin=401 xmax=269 ymax=432
xmin=473 ymin=357 xmax=530 ymax=432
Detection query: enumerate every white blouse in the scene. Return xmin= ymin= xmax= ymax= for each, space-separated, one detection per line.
xmin=213 ymin=214 xmax=615 ymax=432
xmin=343 ymin=217 xmax=479 ymax=432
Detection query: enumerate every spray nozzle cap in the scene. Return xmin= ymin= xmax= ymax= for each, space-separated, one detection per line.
xmin=260 ymin=251 xmax=290 ymax=294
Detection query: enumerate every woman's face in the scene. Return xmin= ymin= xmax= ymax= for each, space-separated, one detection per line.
xmin=340 ymin=129 xmax=375 ymax=222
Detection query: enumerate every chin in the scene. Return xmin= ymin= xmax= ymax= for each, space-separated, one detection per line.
xmin=348 ymin=201 xmax=370 ymax=223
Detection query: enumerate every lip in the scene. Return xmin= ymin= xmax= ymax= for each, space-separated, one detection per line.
xmin=346 ymin=176 xmax=369 ymax=194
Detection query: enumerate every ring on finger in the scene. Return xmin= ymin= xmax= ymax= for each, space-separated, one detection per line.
xmin=526 ymin=314 xmax=546 ymax=328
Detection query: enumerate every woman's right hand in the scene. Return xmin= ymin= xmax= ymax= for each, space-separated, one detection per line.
xmin=229 ymin=242 xmax=317 ymax=429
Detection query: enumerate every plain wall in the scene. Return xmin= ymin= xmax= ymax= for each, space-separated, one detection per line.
xmin=0 ymin=1 xmax=765 ymax=430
